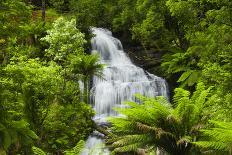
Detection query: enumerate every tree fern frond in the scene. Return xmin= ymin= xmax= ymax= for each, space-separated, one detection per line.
xmin=173 ymin=96 xmax=191 ymax=119
xmin=112 ymin=134 xmax=152 ymax=147
xmin=64 ymin=140 xmax=85 ymax=155
xmin=209 ymin=120 xmax=232 ymax=129
xmin=195 ymin=121 xmax=232 ymax=152
xmin=114 ymin=143 xmax=143 ymax=153
xmin=193 ymin=141 xmax=228 ymax=150
xmin=202 ymin=128 xmax=232 ymax=143
xmin=108 ymin=117 xmax=138 ymax=134
xmin=173 ymin=88 xmax=190 ymax=106
xmin=193 ymin=88 xmax=211 ymax=110
xmin=177 ymin=136 xmax=192 ymax=146
xmin=155 ymin=96 xmax=171 ymax=107
xmin=32 ymin=146 xmax=47 ymax=155
xmin=191 ymin=82 xmax=206 ymax=102
xmin=134 ymin=94 xmax=151 ymax=102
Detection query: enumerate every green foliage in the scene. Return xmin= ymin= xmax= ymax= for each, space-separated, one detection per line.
xmin=3 ymin=58 xmax=62 ymax=132
xmin=0 ymin=69 xmax=38 ymax=152
xmin=194 ymin=121 xmax=232 ymax=154
xmin=0 ymin=120 xmax=38 ymax=151
xmin=64 ymin=140 xmax=85 ymax=155
xmin=41 ymin=17 xmax=103 ymax=104
xmin=1 ymin=55 xmax=95 ymax=153
xmin=70 ymin=52 xmax=103 ymax=103
xmin=49 ymin=0 xmax=70 ymax=12
xmin=70 ymin=54 xmax=104 ymax=103
xmin=0 ymin=0 xmax=32 ymax=65
xmin=32 ymin=146 xmax=47 ymax=155
xmin=0 ymin=0 xmax=32 ymax=38
xmin=70 ymin=54 xmax=104 ymax=79
xmin=1 ymin=0 xmax=232 ymax=154
xmin=41 ymin=17 xmax=86 ymax=64
xmin=42 ymin=103 xmax=94 ymax=152
xmin=0 ymin=82 xmax=38 ymax=152
xmin=69 ymin=0 xmax=101 ymax=29
xmin=108 ymin=83 xmax=212 ymax=154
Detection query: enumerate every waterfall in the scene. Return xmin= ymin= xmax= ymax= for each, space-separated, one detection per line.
xmin=81 ymin=28 xmax=168 ymax=155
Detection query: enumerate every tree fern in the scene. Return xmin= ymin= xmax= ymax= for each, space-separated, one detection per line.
xmin=108 ymin=82 xmax=212 ymax=154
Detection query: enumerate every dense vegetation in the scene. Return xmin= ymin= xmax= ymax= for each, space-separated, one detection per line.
xmin=0 ymin=0 xmax=231 ymax=154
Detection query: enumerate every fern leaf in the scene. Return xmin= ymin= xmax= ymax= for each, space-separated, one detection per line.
xmin=32 ymin=146 xmax=47 ymax=155
xmin=177 ymin=70 xmax=193 ymax=83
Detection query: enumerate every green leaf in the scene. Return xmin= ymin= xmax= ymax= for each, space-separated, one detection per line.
xmin=32 ymin=146 xmax=47 ymax=155
xmin=177 ymin=70 xmax=193 ymax=83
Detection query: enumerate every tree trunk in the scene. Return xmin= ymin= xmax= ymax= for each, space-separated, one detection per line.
xmin=83 ymin=77 xmax=89 ymax=104
xmin=41 ymin=0 xmax=45 ymax=24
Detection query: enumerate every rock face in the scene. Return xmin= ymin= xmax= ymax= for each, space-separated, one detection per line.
xmin=125 ymin=47 xmax=164 ymax=73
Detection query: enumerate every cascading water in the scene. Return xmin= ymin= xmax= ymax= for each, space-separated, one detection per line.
xmin=81 ymin=28 xmax=168 ymax=155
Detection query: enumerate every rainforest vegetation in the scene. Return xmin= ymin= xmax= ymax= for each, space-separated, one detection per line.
xmin=0 ymin=0 xmax=231 ymax=154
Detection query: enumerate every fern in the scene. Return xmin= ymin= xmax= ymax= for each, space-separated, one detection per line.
xmin=194 ymin=121 xmax=232 ymax=152
xmin=0 ymin=120 xmax=38 ymax=150
xmin=177 ymin=70 xmax=193 ymax=82
xmin=108 ymin=83 xmax=212 ymax=154
xmin=64 ymin=140 xmax=85 ymax=155
xmin=32 ymin=146 xmax=47 ymax=155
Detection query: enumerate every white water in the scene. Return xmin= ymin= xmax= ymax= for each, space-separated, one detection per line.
xmin=81 ymin=28 xmax=168 ymax=155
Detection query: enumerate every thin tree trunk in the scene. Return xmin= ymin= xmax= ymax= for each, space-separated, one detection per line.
xmin=63 ymin=66 xmax=67 ymax=91
xmin=83 ymin=77 xmax=89 ymax=104
xmin=41 ymin=0 xmax=45 ymax=24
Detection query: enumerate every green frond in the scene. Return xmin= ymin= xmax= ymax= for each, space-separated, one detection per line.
xmin=108 ymin=117 xmax=138 ymax=134
xmin=64 ymin=140 xmax=85 ymax=155
xmin=155 ymin=96 xmax=171 ymax=107
xmin=32 ymin=146 xmax=47 ymax=155
xmin=135 ymin=122 xmax=157 ymax=133
xmin=114 ymin=143 xmax=143 ymax=153
xmin=123 ymin=101 xmax=143 ymax=108
xmin=134 ymin=94 xmax=151 ymax=102
xmin=177 ymin=136 xmax=192 ymax=146
xmin=108 ymin=89 xmax=213 ymax=154
xmin=177 ymin=70 xmax=193 ymax=83
xmin=191 ymin=82 xmax=206 ymax=102
xmin=202 ymin=128 xmax=232 ymax=143
xmin=112 ymin=134 xmax=152 ymax=147
xmin=195 ymin=121 xmax=232 ymax=151
xmin=209 ymin=120 xmax=232 ymax=129
xmin=173 ymin=96 xmax=191 ymax=119
xmin=173 ymin=88 xmax=190 ymax=106
xmin=154 ymin=129 xmax=176 ymax=142
xmin=70 ymin=54 xmax=104 ymax=78
xmin=0 ymin=120 xmax=38 ymax=150
xmin=113 ymin=99 xmax=171 ymax=126
xmin=193 ymin=87 xmax=211 ymax=111
xmin=194 ymin=141 xmax=228 ymax=150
